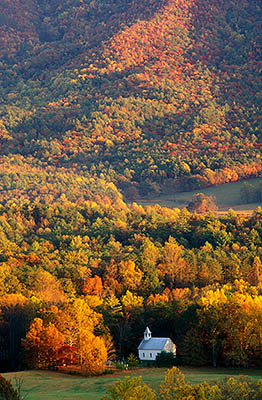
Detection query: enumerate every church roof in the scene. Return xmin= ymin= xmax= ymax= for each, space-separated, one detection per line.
xmin=138 ymin=337 xmax=169 ymax=350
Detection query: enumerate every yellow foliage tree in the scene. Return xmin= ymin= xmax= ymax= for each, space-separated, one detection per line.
xmin=198 ymin=288 xmax=229 ymax=367
xmin=33 ymin=268 xmax=67 ymax=305
xmin=121 ymin=290 xmax=143 ymax=313
xmin=119 ymin=260 xmax=143 ymax=291
xmin=158 ymin=238 xmax=187 ymax=287
xmin=102 ymin=376 xmax=156 ymax=400
xmin=57 ymin=298 xmax=105 ymax=370
xmin=82 ymin=332 xmax=107 ymax=375
xmin=159 ymin=367 xmax=222 ymax=400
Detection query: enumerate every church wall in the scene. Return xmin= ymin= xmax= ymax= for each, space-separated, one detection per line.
xmin=164 ymin=339 xmax=176 ymax=355
xmin=138 ymin=349 xmax=161 ymax=361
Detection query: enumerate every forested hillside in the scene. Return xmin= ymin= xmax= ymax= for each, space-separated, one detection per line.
xmin=0 ymin=0 xmax=261 ymax=200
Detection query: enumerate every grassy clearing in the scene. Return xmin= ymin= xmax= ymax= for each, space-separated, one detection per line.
xmin=136 ymin=177 xmax=262 ymax=212
xmin=4 ymin=367 xmax=262 ymax=400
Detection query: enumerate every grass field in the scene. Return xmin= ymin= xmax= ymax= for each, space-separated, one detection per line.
xmin=136 ymin=177 xmax=262 ymax=213
xmin=4 ymin=367 xmax=262 ymax=400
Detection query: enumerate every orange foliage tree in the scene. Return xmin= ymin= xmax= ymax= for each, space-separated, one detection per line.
xmin=23 ymin=318 xmax=65 ymax=369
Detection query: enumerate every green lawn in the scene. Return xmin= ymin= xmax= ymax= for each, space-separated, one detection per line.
xmin=136 ymin=177 xmax=262 ymax=212
xmin=4 ymin=367 xmax=262 ymax=400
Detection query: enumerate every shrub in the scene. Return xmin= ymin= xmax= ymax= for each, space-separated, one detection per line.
xmin=127 ymin=354 xmax=139 ymax=368
xmin=116 ymin=361 xmax=128 ymax=370
xmin=159 ymin=368 xmax=262 ymax=400
xmin=101 ymin=376 xmax=156 ymax=400
xmin=0 ymin=375 xmax=22 ymax=400
xmin=155 ymin=351 xmax=176 ymax=367
xmin=217 ymin=376 xmax=262 ymax=400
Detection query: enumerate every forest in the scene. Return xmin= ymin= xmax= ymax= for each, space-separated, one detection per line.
xmin=0 ymin=0 xmax=261 ymax=199
xmin=1 ymin=192 xmax=262 ymax=372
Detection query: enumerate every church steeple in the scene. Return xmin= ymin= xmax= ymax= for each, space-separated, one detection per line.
xmin=144 ymin=326 xmax=152 ymax=341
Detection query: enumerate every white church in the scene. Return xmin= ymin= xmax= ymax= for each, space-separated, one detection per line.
xmin=138 ymin=327 xmax=176 ymax=361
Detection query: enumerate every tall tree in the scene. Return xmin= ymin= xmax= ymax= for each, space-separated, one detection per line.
xmin=23 ymin=318 xmax=65 ymax=369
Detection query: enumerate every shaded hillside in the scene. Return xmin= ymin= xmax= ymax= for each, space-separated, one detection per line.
xmin=0 ymin=0 xmax=261 ymax=201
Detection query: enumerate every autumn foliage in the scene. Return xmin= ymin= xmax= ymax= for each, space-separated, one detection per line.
xmin=23 ymin=318 xmax=65 ymax=369
xmin=0 ymin=0 xmax=261 ymax=374
xmin=0 ymin=201 xmax=262 ymax=370
xmin=0 ymin=0 xmax=260 ymax=199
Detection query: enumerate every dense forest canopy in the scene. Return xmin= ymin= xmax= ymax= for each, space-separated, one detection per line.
xmin=1 ymin=200 xmax=262 ymax=370
xmin=0 ymin=0 xmax=261 ymax=199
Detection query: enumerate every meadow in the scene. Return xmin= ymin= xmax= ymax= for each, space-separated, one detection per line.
xmin=4 ymin=367 xmax=262 ymax=400
xmin=137 ymin=177 xmax=262 ymax=213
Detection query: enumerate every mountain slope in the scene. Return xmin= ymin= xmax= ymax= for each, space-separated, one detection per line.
xmin=0 ymin=0 xmax=261 ymax=201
